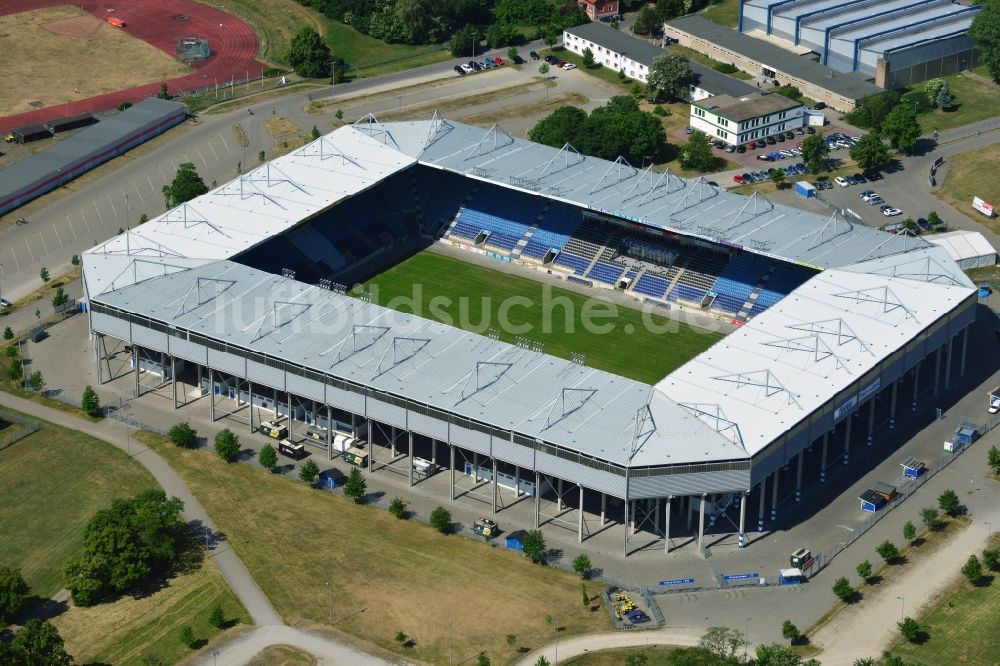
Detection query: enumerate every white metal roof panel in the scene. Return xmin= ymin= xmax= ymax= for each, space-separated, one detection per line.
xmin=860 ymin=13 xmax=977 ymax=54
xmin=927 ymin=230 xmax=998 ymax=263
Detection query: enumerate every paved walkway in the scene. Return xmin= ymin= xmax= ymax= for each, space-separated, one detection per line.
xmin=515 ymin=627 xmax=706 ymax=665
xmin=0 ymin=391 xmax=395 ymax=665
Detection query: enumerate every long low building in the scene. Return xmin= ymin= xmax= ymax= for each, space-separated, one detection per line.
xmin=664 ymin=14 xmax=883 ymax=111
xmin=83 ymin=115 xmax=976 ymax=555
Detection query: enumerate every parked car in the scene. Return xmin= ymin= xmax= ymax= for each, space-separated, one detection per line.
xmin=530 ymin=51 xmax=540 ymax=60
xmin=455 ymin=65 xmax=466 ymax=75
xmin=882 ymin=206 xmax=902 ymax=217
xmin=766 ymin=136 xmax=777 ymax=145
xmin=481 ymin=59 xmax=494 ymax=69
xmin=859 ymin=190 xmax=875 ymax=200
xmin=867 ymin=196 xmax=884 ymax=206
xmin=853 ymin=172 xmax=866 ymax=183
xmin=555 ymin=60 xmax=567 ymax=68
xmin=796 ymin=127 xmax=804 ymax=135
xmin=0 ymin=298 xmax=11 ymax=308
xmin=776 ymin=134 xmax=785 ymax=142
xmin=736 ymin=144 xmax=746 ymax=153
xmin=460 ymin=64 xmax=473 ymax=73
xmin=734 ymin=174 xmax=745 ymax=184
xmin=806 ymin=127 xmax=816 ymax=134
xmin=544 ymin=55 xmax=558 ymax=64
xmin=513 ymin=54 xmax=524 ymax=64
xmin=863 ymin=170 xmax=883 ymax=181
xmin=779 ymin=149 xmax=793 ymax=157
xmin=814 ymin=102 xmax=827 ymax=110
xmin=493 ymin=56 xmax=504 ymax=65
xmin=835 ymin=176 xmax=850 ymax=187
xmin=785 ymin=131 xmax=794 ymax=140
xmin=685 ymin=126 xmax=694 ymax=134
xmin=469 ymin=60 xmax=481 ymax=70
xmin=561 ymin=62 xmax=576 ymax=70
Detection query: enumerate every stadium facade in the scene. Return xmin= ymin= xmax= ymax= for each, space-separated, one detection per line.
xmin=82 ymin=115 xmax=976 ymax=555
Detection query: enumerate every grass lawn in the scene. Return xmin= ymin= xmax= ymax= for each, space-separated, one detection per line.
xmin=563 ymin=646 xmax=677 ymax=665
xmin=888 ymin=534 xmax=1000 ymax=666
xmin=353 ymin=252 xmax=721 ymax=383
xmin=905 ymin=68 xmax=1000 ymax=133
xmin=542 ymin=48 xmax=632 ymax=92
xmin=669 ymin=44 xmax=753 ymax=80
xmin=0 ymin=420 xmax=156 ymax=596
xmin=933 ymin=143 xmax=1000 ymax=235
xmin=700 ymin=0 xmax=741 ymax=28
xmin=136 ymin=431 xmax=613 ymax=666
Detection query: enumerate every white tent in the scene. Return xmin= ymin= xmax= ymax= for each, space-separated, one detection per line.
xmin=927 ymin=230 xmax=997 ymax=269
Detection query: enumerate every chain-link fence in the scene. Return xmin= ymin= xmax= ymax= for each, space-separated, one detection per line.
xmin=934 ymin=118 xmax=1000 ymax=145
xmin=0 ymin=408 xmax=40 ymax=452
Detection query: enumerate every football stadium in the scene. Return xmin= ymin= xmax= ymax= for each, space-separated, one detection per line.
xmin=81 ymin=114 xmax=977 ymax=556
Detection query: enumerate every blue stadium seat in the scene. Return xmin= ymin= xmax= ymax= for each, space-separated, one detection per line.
xmin=586 ymin=261 xmax=626 ymax=285
xmin=553 ymin=252 xmax=590 ymax=275
xmin=634 ymin=274 xmax=669 ymax=298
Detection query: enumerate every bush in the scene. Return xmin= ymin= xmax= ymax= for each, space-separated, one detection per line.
xmin=903 ymin=521 xmax=916 ymax=543
xmin=713 ymin=62 xmax=738 ymax=74
xmin=213 ymin=428 xmax=240 ymax=461
xmin=2 ymin=327 xmax=12 ymax=341
xmin=898 ymin=617 xmax=921 ymax=643
xmin=856 ymin=559 xmax=873 ymax=582
xmin=781 ymin=620 xmax=800 ymax=645
xmin=208 ymin=604 xmax=225 ymax=629
xmin=81 ymin=385 xmax=101 ymax=417
xmin=429 ymin=506 xmax=451 ymax=534
xmin=343 ymin=468 xmax=366 ymax=502
xmin=876 ymin=541 xmax=900 ymax=564
xmin=572 ymin=553 xmax=592 ymax=578
xmin=832 ymin=577 xmax=855 ymax=601
xmin=6 ymin=360 xmax=22 ymax=382
xmin=258 ymin=443 xmax=277 ymax=471
xmin=938 ymin=489 xmax=961 ymax=517
xmin=179 ymin=625 xmax=194 ymax=648
xmin=168 ymin=422 xmax=198 ymax=449
xmin=299 ymin=459 xmax=320 ymax=486
xmin=388 ymin=497 xmax=408 ymax=519
xmin=27 ymin=371 xmax=44 ymax=392
xmin=921 ymin=507 xmax=941 ymax=529
xmin=961 ymin=554 xmax=982 ymax=583
xmin=983 ymin=548 xmax=999 ymax=571
xmin=523 ymin=529 xmax=546 ymax=564
xmin=653 ymin=105 xmax=668 ymax=116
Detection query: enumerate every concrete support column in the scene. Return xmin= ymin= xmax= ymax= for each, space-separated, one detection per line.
xmin=890 ymin=379 xmax=898 ymax=430
xmin=557 ymin=478 xmax=564 ymax=511
xmin=933 ymin=345 xmax=942 ymax=397
xmin=171 ymin=356 xmax=177 ymax=409
xmin=655 ymin=498 xmax=661 ymax=534
xmin=601 ymin=493 xmax=607 ymax=525
xmin=534 ymin=472 xmax=541 ymax=529
xmin=686 ymin=495 xmax=694 ymax=531
xmin=248 ymin=381 xmax=255 ymax=433
xmin=94 ymin=334 xmax=103 ymax=384
xmin=867 ymin=396 xmax=876 ymax=446
xmin=664 ymin=496 xmax=672 ymax=554
xmin=287 ymin=392 xmax=293 ymax=433
xmin=326 ymin=406 xmax=333 ymax=462
xmin=697 ymin=494 xmax=706 ymax=549
xmin=945 ymin=336 xmax=954 ymax=390
xmin=514 ymin=466 xmax=521 ymax=497
xmin=578 ymin=485 xmax=584 ymax=543
xmin=274 ymin=387 xmax=279 ymax=417
xmin=623 ymin=497 xmax=629 ymax=557
xmin=770 ymin=469 xmax=779 ymax=521
xmin=208 ymin=368 xmax=215 ymax=422
xmin=196 ymin=364 xmax=202 ymax=395
xmin=795 ymin=450 xmax=804 ymax=502
xmin=912 ymin=361 xmax=920 ymax=412
xmin=738 ymin=493 xmax=747 ymax=548
xmin=367 ymin=419 xmax=373 ymax=474
xmin=133 ymin=347 xmax=140 ymax=397
xmin=351 ymin=413 xmax=357 ymax=438
xmin=473 ymin=452 xmax=479 ymax=482
xmin=960 ymin=326 xmax=969 ymax=377
xmin=757 ymin=478 xmax=766 ymax=532
xmin=449 ymin=444 xmax=455 ymax=501
xmin=431 ymin=439 xmax=437 ymax=467
xmin=391 ymin=426 xmax=397 ymax=458
xmin=820 ymin=431 xmax=829 ymax=483
xmin=629 ymin=501 xmax=635 ymax=535
xmin=843 ymin=413 xmax=852 ymax=465
xmin=492 ymin=459 xmax=498 ymax=515
xmin=408 ymin=431 xmax=415 ymax=488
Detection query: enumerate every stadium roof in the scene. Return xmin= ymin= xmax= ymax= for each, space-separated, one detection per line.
xmin=95 ymin=260 xmax=747 ymax=468
xmin=666 ymin=15 xmax=883 ymax=99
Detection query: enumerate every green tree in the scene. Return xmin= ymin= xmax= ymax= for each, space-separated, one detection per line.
xmin=881 ymin=105 xmax=921 ymax=153
xmin=581 ymin=582 xmax=589 ymax=607
xmin=539 ymin=62 xmax=550 ymax=76
xmin=341 ymin=467 xmax=365 ymax=502
xmin=679 ymin=130 xmax=713 ymax=171
xmin=528 ymin=105 xmax=588 ymax=147
xmin=39 ymin=267 xmax=50 ymax=283
xmin=395 ymin=0 xmax=436 ymax=44
xmin=299 ymin=459 xmax=320 ymax=486
xmin=657 ymin=0 xmax=686 ymax=21
xmin=927 ymin=210 xmax=942 ymax=226
xmin=5 ymin=344 xmax=17 ymax=359
xmin=522 ymin=529 xmax=546 ymax=563
xmin=770 ymin=169 xmax=787 ymax=188
xmin=645 ymin=53 xmax=691 ymax=103
xmin=898 ymin=617 xmax=921 ymax=643
xmin=856 ymin=559 xmax=873 ymax=583
xmin=582 ymin=46 xmax=594 ymax=68
xmin=168 ymin=421 xmax=198 ymax=449
xmin=429 ymin=506 xmax=452 ymax=533
xmin=0 ymin=565 xmax=29 ymax=622
xmin=156 ymin=82 xmax=170 ymax=100
xmin=756 ymin=643 xmax=806 ymax=665
xmin=961 ymin=554 xmax=983 ymax=583
xmin=572 ymin=553 xmax=592 ymax=578
xmin=938 ymin=489 xmax=961 ymax=516
xmin=27 ymin=370 xmax=44 ymax=392
xmin=903 ymin=521 xmax=916 ymax=543
xmin=449 ymin=24 xmax=480 ymax=57
xmin=3 ymin=327 xmax=12 ymax=340
xmin=832 ymin=577 xmax=856 ymax=602
xmin=259 ymin=443 xmax=278 ymax=471
xmin=6 ymin=359 xmax=23 ymax=382
xmin=634 ymin=4 xmax=659 ymax=34
xmin=970 ymin=0 xmax=1000 ymax=82
xmin=162 ymin=162 xmax=209 ymax=208
xmin=849 ymin=133 xmax=891 ymax=172
xmin=138 ymin=213 xmax=148 ymax=225
xmin=63 ymin=489 xmax=185 ymax=606
xmin=921 ymin=506 xmax=941 ymax=529
xmin=543 ymin=27 xmax=557 ymax=49
xmin=876 ymin=541 xmax=900 ymax=564
xmin=208 ymin=604 xmax=225 ymax=629
xmin=535 ymin=657 xmax=551 ymax=666
xmin=213 ymin=428 xmax=240 ymax=462
xmin=311 ymin=125 xmax=321 ymax=140
xmin=774 ymin=84 xmax=803 ymax=101
xmin=782 ymin=620 xmax=800 ymax=645
xmin=286 ymin=27 xmax=332 ymax=78
xmin=388 ymin=496 xmax=408 ymax=518
xmin=395 ymin=630 xmax=408 ymax=645
xmin=982 ymin=548 xmax=999 ymax=570
xmin=51 ymin=286 xmax=68 ymax=309
xmin=506 ymin=633 xmax=517 ymax=650
xmin=990 ymin=444 xmax=1000 ymax=473
xmin=508 ymin=46 xmax=518 ymax=61
xmin=845 ymin=91 xmax=902 ymax=130
xmin=335 ymin=109 xmax=344 ymax=120
xmin=258 ymin=150 xmax=266 ymax=163
xmin=81 ymin=385 xmax=101 ymax=416
xmin=71 ymin=253 xmax=80 ymax=265
xmin=10 ymin=619 xmax=73 ymax=665
xmin=924 ymin=78 xmax=945 ymax=106
xmin=699 ymin=626 xmax=746 ymax=661
xmin=800 ymin=133 xmax=829 ymax=174
xmin=180 ymin=625 xmax=195 ymax=648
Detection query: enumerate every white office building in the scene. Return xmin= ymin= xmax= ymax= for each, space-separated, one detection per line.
xmin=690 ymin=92 xmax=803 ymax=147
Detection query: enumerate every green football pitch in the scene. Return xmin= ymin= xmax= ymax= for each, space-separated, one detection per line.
xmin=353 ymin=252 xmax=723 ymax=384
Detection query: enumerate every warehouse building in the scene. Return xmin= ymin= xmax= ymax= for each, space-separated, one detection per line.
xmin=738 ymin=0 xmax=981 ymax=87
xmin=664 ymin=15 xmax=883 ymax=111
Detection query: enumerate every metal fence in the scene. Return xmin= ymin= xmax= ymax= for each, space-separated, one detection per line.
xmin=0 ymin=408 xmax=41 ymax=452
xmin=935 ymin=117 xmax=1000 ymax=145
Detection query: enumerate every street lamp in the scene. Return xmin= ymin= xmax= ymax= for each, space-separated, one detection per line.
xmin=326 ymin=578 xmax=333 ymax=624
xmin=211 ymin=649 xmax=219 ymax=666
xmin=554 ymin=616 xmax=559 ymax=666
xmin=897 ymin=595 xmax=904 ymax=622
xmin=986 ymin=521 xmax=993 ymax=540
xmin=745 ymin=617 xmax=751 ymax=660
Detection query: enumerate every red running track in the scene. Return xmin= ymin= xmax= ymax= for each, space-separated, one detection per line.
xmin=1 ymin=0 xmax=260 ymax=130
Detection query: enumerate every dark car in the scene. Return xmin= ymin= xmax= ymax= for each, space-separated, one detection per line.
xmin=814 ymin=102 xmax=827 ymax=110
xmin=776 ymin=133 xmax=785 ymax=142
xmin=853 ymin=172 xmax=866 ymax=183
xmin=545 ymin=55 xmax=558 ymax=64
xmin=785 ymin=131 xmax=795 ymax=140
xmin=530 ymin=51 xmax=540 ymax=60
xmin=754 ymin=139 xmax=766 ymax=148
xmin=864 ymin=170 xmax=883 ymax=181
xmin=513 ymin=54 xmax=524 ymax=64
xmin=766 ymin=136 xmax=777 ymax=145
xmin=469 ymin=60 xmax=481 ymax=70
xmin=736 ymin=144 xmax=746 ymax=153
xmin=806 ymin=126 xmax=816 ymax=134
xmin=454 ymin=65 xmax=464 ymax=75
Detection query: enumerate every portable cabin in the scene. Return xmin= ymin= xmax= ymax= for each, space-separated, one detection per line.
xmin=900 ymin=457 xmax=926 ymax=479
xmin=859 ymin=489 xmax=885 ymax=513
xmin=278 ymin=439 xmax=306 ymax=460
xmin=778 ymin=568 xmax=804 ymax=585
xmin=789 ymin=548 xmax=812 ymax=568
xmin=342 ymin=446 xmax=368 ymax=467
xmin=258 ymin=419 xmax=287 ymax=439
xmin=412 ymin=457 xmax=435 ymax=480
xmin=505 ymin=530 xmax=526 ymax=551
xmin=872 ymin=482 xmax=897 ymax=503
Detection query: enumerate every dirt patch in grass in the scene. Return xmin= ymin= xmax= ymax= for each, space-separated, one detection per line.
xmin=247 ymin=645 xmax=316 ymax=666
xmin=0 ymin=6 xmax=191 ymax=117
xmin=460 ymin=92 xmax=589 ymax=128
xmin=264 ymin=116 xmax=301 ymax=137
xmin=137 ymin=430 xmax=613 ymax=665
xmin=269 ymin=134 xmax=311 ymax=159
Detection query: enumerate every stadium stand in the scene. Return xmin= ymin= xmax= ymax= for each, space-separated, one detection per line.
xmin=755 ymin=263 xmax=813 ymax=309
xmin=668 ymin=252 xmax=730 ymax=303
xmin=521 ymin=206 xmax=583 ymax=260
xmin=634 ymin=273 xmax=671 ymax=299
xmin=587 ymin=261 xmax=626 ymax=285
xmin=710 ymin=254 xmax=771 ymax=313
xmin=448 ymin=186 xmax=545 ymax=250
